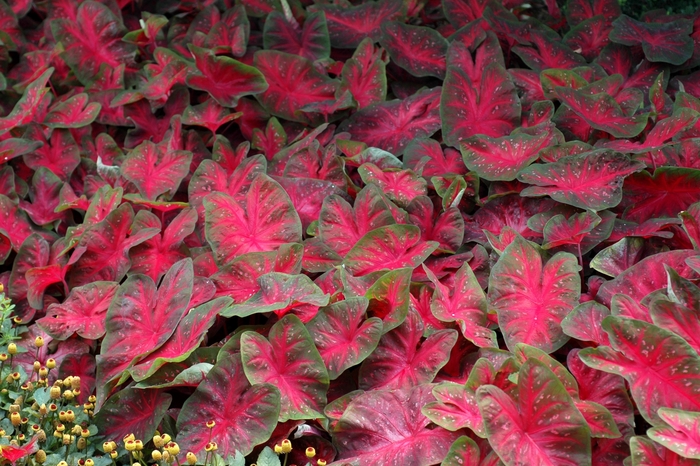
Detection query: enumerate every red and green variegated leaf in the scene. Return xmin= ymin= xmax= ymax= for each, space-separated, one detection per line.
xmin=610 ymin=15 xmax=693 ymax=66
xmin=94 ymin=388 xmax=170 ymax=444
xmin=318 ymin=185 xmax=395 ymax=256
xmin=630 ymin=435 xmax=700 ymax=466
xmin=332 ymin=385 xmax=461 ymax=465
xmin=340 ymin=38 xmax=388 ymax=109
xmin=0 ymin=195 xmax=39 ymax=258
xmin=36 ymin=282 xmax=118 ymax=340
xmin=359 ymin=309 xmax=457 ymax=390
xmin=460 ymin=130 xmax=555 ymax=182
xmin=512 ymin=32 xmax=587 ymax=72
xmin=134 ymin=354 xmax=215 ymax=390
xmin=359 ymin=163 xmax=427 ymax=207
xmin=575 ymin=399 xmax=622 ymax=439
xmin=561 ymin=302 xmax=612 ymax=346
xmin=212 ymin=244 xmax=303 ymax=302
xmin=680 ymin=202 xmax=700 ymax=249
xmin=488 ymin=235 xmax=581 ymax=353
xmin=8 ymin=233 xmax=50 ymax=302
xmin=181 ymin=98 xmax=241 ymax=134
xmin=204 ymin=174 xmax=302 ymax=265
xmin=338 ymin=87 xmax=442 ymax=156
xmin=241 ymin=314 xmax=328 ymax=421
xmin=43 ymin=93 xmax=100 ymax=128
xmin=301 ymin=237 xmax=342 ymax=273
xmin=590 ymin=237 xmax=645 ymax=278
xmin=22 ymin=127 xmax=80 ymax=181
xmin=129 ymin=297 xmax=233 ymax=382
xmin=309 ymin=0 xmax=404 ymax=49
xmin=648 ymin=408 xmax=700 ymax=460
xmin=0 ymin=138 xmax=42 ymax=164
xmin=408 ymin=198 xmax=464 ymax=253
xmin=379 ymin=21 xmax=447 ymax=79
xmin=21 ymin=167 xmax=67 ymax=227
xmin=68 ymin=204 xmax=159 ymax=288
xmin=542 ymin=210 xmax=614 ymax=254
xmin=186 ymin=45 xmax=268 ymax=108
xmin=97 ymin=259 xmax=193 ymax=395
xmin=307 ymin=297 xmax=383 ymax=380
xmin=597 ymin=250 xmax=699 ymax=306
xmin=650 ymin=269 xmax=700 ymax=353
xmin=404 ymin=138 xmax=467 ymax=178
xmin=129 ymin=208 xmax=197 ymax=283
xmin=579 ymin=316 xmax=700 ymax=425
xmin=221 ymin=272 xmax=329 ymax=322
xmin=50 ymin=2 xmax=135 ymax=85
xmin=565 ymin=0 xmax=620 ymax=25
xmin=476 ymin=359 xmax=592 ymax=466
xmin=442 ymin=0 xmax=492 ymax=28
xmin=563 ymin=16 xmax=613 ymax=61
xmin=176 ymin=354 xmax=280 ymax=457
xmin=442 ymin=63 xmax=521 ymax=147
xmin=254 ymin=50 xmax=338 ymax=125
xmin=365 ymin=267 xmax=412 ymax=333
xmin=263 ymin=11 xmax=330 ymax=61
xmin=519 ymin=150 xmax=646 ymax=211
xmin=274 ymin=177 xmax=345 ymax=231
xmin=0 ymin=69 xmax=51 ymax=135
xmin=622 ymin=168 xmax=700 ymax=224
xmin=121 ymin=141 xmax=192 ymax=201
xmin=344 ymin=225 xmax=438 ymax=276
xmin=441 ymin=436 xmax=480 ymax=466
xmin=568 ymin=349 xmax=635 ymax=429
xmin=555 ymin=86 xmax=649 ymax=137
xmin=424 ymin=263 xmax=496 ymax=348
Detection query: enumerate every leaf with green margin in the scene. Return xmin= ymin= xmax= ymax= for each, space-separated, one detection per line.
xmin=121 ymin=141 xmax=192 ymax=201
xmin=476 ymin=359 xmax=592 ymax=466
xmin=488 ymin=235 xmax=580 ymax=353
xmin=649 ymin=268 xmax=700 ymax=353
xmin=263 ymin=11 xmax=330 ymax=61
xmin=565 ymin=0 xmax=620 ymax=25
xmin=610 ymin=15 xmax=694 ymax=66
xmin=579 ymin=316 xmax=700 ymax=425
xmin=344 ymin=224 xmax=438 ymax=276
xmin=306 ymin=297 xmax=383 ymax=380
xmin=129 ymin=297 xmax=233 ymax=381
xmin=379 ymin=21 xmax=447 ymax=79
xmin=339 ymin=38 xmax=388 ymax=109
xmin=561 ymin=301 xmax=612 ymax=346
xmin=622 ymin=168 xmax=700 ymax=223
xmin=629 ymin=435 xmax=700 ymax=465
xmin=460 ymin=130 xmax=555 ymax=182
xmin=364 ymin=267 xmax=412 ymax=332
xmin=590 ymin=237 xmax=645 ymax=277
xmin=43 ymin=93 xmax=101 ymax=128
xmin=240 ymin=314 xmax=328 ymax=421
xmin=176 ymin=354 xmax=280 ymax=457
xmin=423 ymin=262 xmax=495 ymax=348
xmin=332 ymin=385 xmax=460 ymax=465
xmin=542 ymin=210 xmax=614 ymax=254
xmin=94 ymin=388 xmax=171 ymax=444
xmin=204 ymin=174 xmax=302 ymax=265
xmin=648 ymin=408 xmax=700 ymax=460
xmin=358 ymin=309 xmax=457 ymax=390
xmin=359 ymin=163 xmax=427 ymax=207
xmin=134 ymin=363 xmax=213 ymax=389
xmin=518 ymin=150 xmax=645 ymax=211
xmin=186 ymin=45 xmax=268 ymax=108
xmin=440 ymin=436 xmax=480 ymax=466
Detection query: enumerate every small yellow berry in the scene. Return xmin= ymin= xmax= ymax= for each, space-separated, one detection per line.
xmin=306 ymin=447 xmax=316 ymax=458
xmin=281 ymin=439 xmax=292 ymax=453
xmin=186 ymin=452 xmax=197 ymax=465
xmin=34 ymin=337 xmax=44 ymax=348
xmin=7 ymin=343 xmax=17 ymax=355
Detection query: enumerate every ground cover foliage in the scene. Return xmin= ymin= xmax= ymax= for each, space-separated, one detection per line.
xmin=1 ymin=0 xmax=700 ymax=464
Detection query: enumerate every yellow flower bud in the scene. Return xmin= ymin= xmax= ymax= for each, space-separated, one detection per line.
xmin=103 ymin=441 xmax=114 ymax=453
xmin=33 ymin=361 xmax=41 ymax=371
xmin=205 ymin=442 xmax=218 ymax=452
xmin=161 ymin=433 xmax=172 ymax=444
xmin=50 ymin=386 xmax=61 ymax=400
xmin=66 ymin=410 xmax=75 ymax=422
xmin=274 ymin=444 xmax=283 ymax=454
xmin=37 ymin=429 xmax=47 ymax=442
xmin=88 ymin=395 xmax=96 ymax=403
xmin=57 ymin=461 xmax=68 ymax=466
xmin=31 ymin=424 xmax=40 ymax=432
xmin=186 ymin=452 xmax=197 ymax=465
xmin=306 ymin=447 xmax=316 ymax=458
xmin=59 ymin=411 xmax=67 ymax=421
xmin=85 ymin=460 xmax=94 ymax=466
xmin=71 ymin=376 xmax=80 ymax=390
xmin=10 ymin=412 xmax=21 ymax=426
xmin=11 ymin=371 xmax=20 ymax=381
xmin=46 ymin=358 xmax=56 ymax=369
xmin=55 ymin=423 xmax=65 ymax=432
xmin=317 ymin=460 xmax=327 ymax=466
xmin=152 ymin=450 xmax=163 ymax=461
xmin=281 ymin=439 xmax=292 ymax=453
xmin=7 ymin=343 xmax=17 ymax=355
xmin=71 ymin=425 xmax=82 ymax=436
xmin=49 ymin=403 xmax=58 ymax=412
xmin=123 ymin=433 xmax=135 ymax=443
xmin=206 ymin=420 xmax=216 ymax=428
xmin=62 ymin=434 xmax=72 ymax=445
xmin=134 ymin=439 xmax=144 ymax=451
xmin=153 ymin=435 xmax=165 ymax=449
xmin=125 ymin=440 xmax=137 ymax=451
xmin=39 ymin=367 xmax=48 ymax=378
xmin=35 ymin=449 xmax=47 ymax=463
xmin=77 ymin=437 xmax=87 ymax=450
xmin=110 ymin=451 xmax=117 ymax=459
xmin=34 ymin=337 xmax=44 ymax=348
xmin=0 ymin=353 xmax=7 ymax=361
xmin=9 ymin=404 xmax=19 ymax=413
xmin=62 ymin=390 xmax=74 ymax=401
xmin=81 ymin=429 xmax=90 ymax=438
xmin=166 ymin=442 xmax=180 ymax=455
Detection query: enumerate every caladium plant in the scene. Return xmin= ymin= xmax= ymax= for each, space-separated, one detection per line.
xmin=0 ymin=0 xmax=699 ymax=465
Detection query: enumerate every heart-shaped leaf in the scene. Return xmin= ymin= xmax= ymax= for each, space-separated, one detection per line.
xmin=94 ymin=388 xmax=171 ymax=443
xmin=648 ymin=408 xmax=700 ymax=460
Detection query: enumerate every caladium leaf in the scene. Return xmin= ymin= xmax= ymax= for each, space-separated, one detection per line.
xmin=181 ymin=98 xmax=241 ymax=134
xmin=344 ymin=225 xmax=438 ymax=276
xmin=358 ymin=163 xmax=427 ymax=207
xmin=512 ymin=32 xmax=587 ymax=72
xmin=94 ymin=388 xmax=171 ymax=444
xmin=424 ymin=263 xmax=496 ymax=348
xmin=649 ymin=269 xmax=700 ymax=353
xmin=129 ymin=297 xmax=233 ymax=382
xmin=379 ymin=21 xmax=447 ymax=79
xmin=460 ymin=130 xmax=555 ymax=182
xmin=43 ymin=93 xmax=101 ymax=128
xmin=307 ymin=297 xmax=383 ymax=380
xmin=488 ymin=235 xmax=580 ymax=353
xmin=609 ymin=15 xmax=694 ymax=66
xmin=561 ymin=302 xmax=612 ymax=346
xmin=332 ymin=385 xmax=460 ymax=465
xmin=240 ymin=314 xmax=329 ymax=421
xmin=50 ymin=2 xmax=135 ymax=85
xmin=176 ymin=354 xmax=280 ymax=457
xmin=441 ymin=436 xmax=480 ymax=466
xmin=263 ymin=10 xmax=330 ymax=61
xmin=36 ymin=282 xmax=119 ymax=340
xmin=254 ymin=50 xmax=338 ymax=125
xmin=404 ymin=138 xmax=467 ymax=178
xmin=518 ymin=150 xmax=645 ymax=211
xmin=22 ymin=127 xmax=80 ymax=181
xmin=629 ymin=435 xmax=700 ymax=466
xmin=563 ymin=16 xmax=614 ymax=61
xmin=408 ymin=198 xmax=464 ymax=253
xmin=476 ymin=359 xmax=592 ymax=466
xmin=340 ymin=37 xmax=388 ymax=109
xmin=541 ymin=210 xmax=614 ymax=254
xmin=121 ymin=141 xmax=192 ymax=201
xmin=565 ymin=0 xmax=620 ymax=25
xmin=0 ymin=69 xmax=51 ymax=136
xmin=621 ymin=168 xmax=700 ymax=224
xmin=579 ymin=316 xmax=700 ymax=425
xmin=204 ymin=174 xmax=302 ymax=265
xmin=364 ymin=267 xmax=412 ymax=333
xmin=186 ymin=45 xmax=268 ymax=108
xmin=338 ymin=87 xmax=442 ymax=156
xmin=359 ymin=309 xmax=457 ymax=390
xmin=648 ymin=408 xmax=700 ymax=460
xmin=97 ymin=259 xmax=193 ymax=399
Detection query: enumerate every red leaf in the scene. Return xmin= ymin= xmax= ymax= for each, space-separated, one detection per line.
xmin=404 ymin=138 xmax=467 ymax=178
xmin=0 ymin=69 xmax=52 ymax=135
xmin=359 ymin=163 xmax=427 ymax=207
xmin=340 ymin=38 xmax=388 ymax=109
xmin=43 ymin=93 xmax=101 ymax=128
xmin=648 ymin=408 xmax=700 ymax=460
xmin=94 ymin=388 xmax=171 ymax=444
xmin=565 ymin=0 xmax=620 ymax=25
xmin=622 ymin=168 xmax=700 ymax=223
xmin=610 ymin=15 xmax=694 ymax=66
xmin=263 ymin=10 xmax=330 ymax=61
xmin=121 ymin=141 xmax=192 ymax=201
xmin=379 ymin=22 xmax=447 ymax=79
